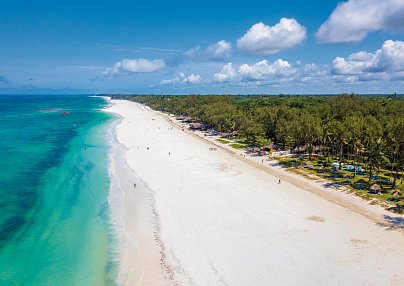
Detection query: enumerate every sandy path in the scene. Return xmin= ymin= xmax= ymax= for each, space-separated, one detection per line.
xmin=106 ymin=100 xmax=404 ymax=286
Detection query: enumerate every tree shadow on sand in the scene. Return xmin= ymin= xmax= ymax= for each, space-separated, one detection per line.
xmin=377 ymin=215 xmax=404 ymax=231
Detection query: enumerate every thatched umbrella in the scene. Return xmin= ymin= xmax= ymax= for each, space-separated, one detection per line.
xmin=306 ymin=161 xmax=314 ymax=169
xmin=370 ymin=184 xmax=381 ymax=193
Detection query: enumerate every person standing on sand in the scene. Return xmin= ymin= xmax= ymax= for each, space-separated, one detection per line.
xmin=278 ymin=179 xmax=281 ymax=184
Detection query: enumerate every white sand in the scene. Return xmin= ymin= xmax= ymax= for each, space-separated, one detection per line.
xmin=106 ymin=99 xmax=404 ymax=286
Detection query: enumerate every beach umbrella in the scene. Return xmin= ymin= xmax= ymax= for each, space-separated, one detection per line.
xmin=370 ymin=184 xmax=381 ymax=191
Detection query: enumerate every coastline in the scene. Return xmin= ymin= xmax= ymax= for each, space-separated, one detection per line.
xmin=104 ymin=104 xmax=169 ymax=285
xmin=105 ymin=99 xmax=404 ymax=285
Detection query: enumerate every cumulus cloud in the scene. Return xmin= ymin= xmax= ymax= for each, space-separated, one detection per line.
xmin=103 ymin=58 xmax=166 ymax=77
xmin=316 ymin=0 xmax=404 ymax=43
xmin=183 ymin=73 xmax=202 ymax=84
xmin=185 ymin=40 xmax=232 ymax=61
xmin=332 ymin=40 xmax=404 ymax=80
xmin=237 ymin=18 xmax=307 ymax=55
xmin=161 ymin=73 xmax=203 ymax=85
xmin=212 ymin=59 xmax=326 ymax=85
xmin=214 ymin=63 xmax=237 ymax=82
xmin=238 ymin=59 xmax=296 ymax=81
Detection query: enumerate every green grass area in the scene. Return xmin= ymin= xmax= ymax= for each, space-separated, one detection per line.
xmin=217 ymin=137 xmax=249 ymax=149
xmin=229 ymin=143 xmax=246 ymax=149
xmin=234 ymin=136 xmax=265 ymax=148
xmin=216 ymin=138 xmax=230 ymax=144
xmin=235 ymin=137 xmax=249 ymax=144
xmin=277 ymin=155 xmax=403 ymax=213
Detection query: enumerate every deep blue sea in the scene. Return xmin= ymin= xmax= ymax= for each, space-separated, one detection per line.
xmin=0 ymin=95 xmax=116 ymax=286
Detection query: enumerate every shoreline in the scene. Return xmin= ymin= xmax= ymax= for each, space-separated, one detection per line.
xmin=105 ymin=99 xmax=404 ymax=285
xmin=104 ymin=104 xmax=170 ymax=285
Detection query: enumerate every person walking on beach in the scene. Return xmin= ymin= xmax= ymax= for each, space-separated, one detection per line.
xmin=134 ymin=183 xmax=136 ymax=188
xmin=278 ymin=178 xmax=281 ymax=184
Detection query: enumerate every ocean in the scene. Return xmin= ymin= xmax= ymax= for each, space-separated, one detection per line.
xmin=0 ymin=95 xmax=117 ymax=285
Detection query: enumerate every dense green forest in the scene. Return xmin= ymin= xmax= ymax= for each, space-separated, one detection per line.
xmin=111 ymin=94 xmax=403 ymax=191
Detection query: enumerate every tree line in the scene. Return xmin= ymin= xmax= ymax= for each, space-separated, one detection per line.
xmin=110 ymin=94 xmax=403 ymax=188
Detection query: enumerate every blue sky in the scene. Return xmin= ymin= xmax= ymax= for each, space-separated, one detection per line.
xmin=0 ymin=0 xmax=403 ymax=94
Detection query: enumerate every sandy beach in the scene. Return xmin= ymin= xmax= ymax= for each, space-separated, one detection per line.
xmin=106 ymin=99 xmax=404 ymax=286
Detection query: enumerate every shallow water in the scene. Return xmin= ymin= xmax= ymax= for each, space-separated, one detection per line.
xmin=0 ymin=95 xmax=117 ymax=285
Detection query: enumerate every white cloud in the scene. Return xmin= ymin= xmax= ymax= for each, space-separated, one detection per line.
xmin=103 ymin=58 xmax=166 ymax=77
xmin=316 ymin=0 xmax=404 ymax=43
xmin=238 ymin=59 xmax=295 ymax=81
xmin=206 ymin=40 xmax=232 ymax=61
xmin=212 ymin=59 xmax=327 ymax=85
xmin=237 ymin=18 xmax=307 ymax=55
xmin=185 ymin=40 xmax=232 ymax=61
xmin=332 ymin=40 xmax=404 ymax=80
xmin=214 ymin=63 xmax=237 ymax=82
xmin=161 ymin=73 xmax=203 ymax=85
xmin=332 ymin=53 xmax=379 ymax=75
xmin=183 ymin=73 xmax=202 ymax=84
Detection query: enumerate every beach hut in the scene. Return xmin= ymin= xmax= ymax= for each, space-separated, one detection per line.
xmin=190 ymin=122 xmax=207 ymax=130
xmin=221 ymin=132 xmax=237 ymax=139
xmin=305 ymin=161 xmax=314 ymax=169
xmin=246 ymin=146 xmax=260 ymax=153
xmin=258 ymin=150 xmax=269 ymax=156
xmin=182 ymin=117 xmax=192 ymax=123
xmin=262 ymin=143 xmax=281 ymax=153
xmin=294 ymin=145 xmax=307 ymax=153
xmin=260 ymin=145 xmax=272 ymax=151
xmin=370 ymin=184 xmax=382 ymax=194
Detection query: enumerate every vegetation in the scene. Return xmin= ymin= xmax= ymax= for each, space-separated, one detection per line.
xmin=111 ymin=94 xmax=404 ymax=212
xmin=216 ymin=139 xmax=230 ymax=144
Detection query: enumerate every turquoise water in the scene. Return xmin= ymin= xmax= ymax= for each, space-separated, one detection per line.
xmin=0 ymin=95 xmax=117 ymax=285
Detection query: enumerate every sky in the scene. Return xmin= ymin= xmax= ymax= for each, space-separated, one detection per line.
xmin=0 ymin=0 xmax=404 ymax=95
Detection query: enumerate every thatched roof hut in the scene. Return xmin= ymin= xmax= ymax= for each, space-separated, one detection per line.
xmin=261 ymin=143 xmax=281 ymax=151
xmin=247 ymin=146 xmax=261 ymax=153
xmin=190 ymin=122 xmax=207 ymax=130
xmin=221 ymin=132 xmax=237 ymax=138
xmin=183 ymin=117 xmax=193 ymax=123
xmin=370 ymin=184 xmax=381 ymax=191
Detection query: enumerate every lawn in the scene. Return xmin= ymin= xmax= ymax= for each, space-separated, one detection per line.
xmin=216 ymin=138 xmax=230 ymax=144
xmin=229 ymin=143 xmax=247 ymax=149
xmin=218 ymin=137 xmax=250 ymax=149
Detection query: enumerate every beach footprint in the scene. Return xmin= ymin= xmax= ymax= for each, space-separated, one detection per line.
xmin=306 ymin=215 xmax=325 ymax=222
xmin=349 ymin=238 xmax=370 ymax=249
